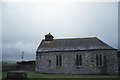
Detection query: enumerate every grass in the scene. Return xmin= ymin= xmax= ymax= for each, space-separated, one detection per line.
xmin=2 ymin=70 xmax=120 ymax=79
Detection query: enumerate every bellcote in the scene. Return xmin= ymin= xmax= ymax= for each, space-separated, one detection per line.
xmin=45 ymin=33 xmax=54 ymax=41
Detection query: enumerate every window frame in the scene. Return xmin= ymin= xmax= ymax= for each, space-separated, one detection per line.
xmin=55 ymin=54 xmax=63 ymax=67
xmin=76 ymin=54 xmax=82 ymax=67
xmin=95 ymin=53 xmax=104 ymax=67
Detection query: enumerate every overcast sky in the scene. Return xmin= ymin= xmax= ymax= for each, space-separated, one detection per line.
xmin=2 ymin=1 xmax=118 ymax=61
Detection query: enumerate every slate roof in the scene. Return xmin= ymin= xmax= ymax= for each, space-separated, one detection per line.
xmin=36 ymin=37 xmax=116 ymax=53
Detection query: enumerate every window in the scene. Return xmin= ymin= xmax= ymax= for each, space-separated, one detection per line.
xmin=76 ymin=55 xmax=82 ymax=67
xmin=56 ymin=55 xmax=63 ymax=67
xmin=95 ymin=54 xmax=104 ymax=67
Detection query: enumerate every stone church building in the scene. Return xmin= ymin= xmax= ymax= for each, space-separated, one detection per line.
xmin=36 ymin=33 xmax=118 ymax=75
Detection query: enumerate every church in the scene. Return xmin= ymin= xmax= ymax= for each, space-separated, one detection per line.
xmin=36 ymin=33 xmax=118 ymax=75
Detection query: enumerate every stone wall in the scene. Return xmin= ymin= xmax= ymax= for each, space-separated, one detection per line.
xmin=2 ymin=65 xmax=18 ymax=71
xmin=117 ymin=51 xmax=120 ymax=74
xmin=17 ymin=64 xmax=35 ymax=70
xmin=2 ymin=61 xmax=36 ymax=71
xmin=36 ymin=50 xmax=118 ymax=75
xmin=17 ymin=61 xmax=35 ymax=70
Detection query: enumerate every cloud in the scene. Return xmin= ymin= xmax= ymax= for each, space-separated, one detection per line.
xmin=2 ymin=0 xmax=119 ymax=2
xmin=2 ymin=2 xmax=118 ymax=61
xmin=2 ymin=41 xmax=37 ymax=61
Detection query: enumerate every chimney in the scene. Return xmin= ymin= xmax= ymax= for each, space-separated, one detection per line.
xmin=45 ymin=33 xmax=54 ymax=41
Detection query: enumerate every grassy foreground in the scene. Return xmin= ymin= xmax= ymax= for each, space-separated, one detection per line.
xmin=2 ymin=70 xmax=120 ymax=79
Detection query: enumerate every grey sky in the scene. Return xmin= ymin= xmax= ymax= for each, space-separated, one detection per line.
xmin=2 ymin=2 xmax=118 ymax=61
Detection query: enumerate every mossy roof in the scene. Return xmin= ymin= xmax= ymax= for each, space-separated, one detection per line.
xmin=36 ymin=37 xmax=116 ymax=52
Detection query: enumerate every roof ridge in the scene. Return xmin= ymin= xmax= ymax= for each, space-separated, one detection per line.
xmin=42 ymin=37 xmax=98 ymax=40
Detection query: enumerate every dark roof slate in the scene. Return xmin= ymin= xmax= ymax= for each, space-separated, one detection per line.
xmin=36 ymin=37 xmax=116 ymax=52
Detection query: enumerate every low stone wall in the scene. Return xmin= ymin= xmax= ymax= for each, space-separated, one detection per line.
xmin=17 ymin=64 xmax=35 ymax=70
xmin=2 ymin=61 xmax=36 ymax=71
xmin=17 ymin=61 xmax=35 ymax=70
xmin=2 ymin=64 xmax=35 ymax=71
xmin=2 ymin=65 xmax=18 ymax=71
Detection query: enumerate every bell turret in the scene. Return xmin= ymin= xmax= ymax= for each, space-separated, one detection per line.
xmin=45 ymin=33 xmax=54 ymax=41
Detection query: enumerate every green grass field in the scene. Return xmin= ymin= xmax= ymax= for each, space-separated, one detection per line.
xmin=2 ymin=62 xmax=17 ymax=66
xmin=2 ymin=70 xmax=120 ymax=79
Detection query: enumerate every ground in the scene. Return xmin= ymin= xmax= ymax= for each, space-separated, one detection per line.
xmin=2 ymin=70 xmax=120 ymax=79
xmin=2 ymin=62 xmax=120 ymax=79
